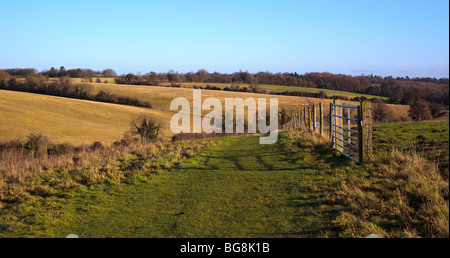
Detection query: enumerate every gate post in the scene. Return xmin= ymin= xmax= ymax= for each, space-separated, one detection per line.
xmin=361 ymin=100 xmax=372 ymax=159
xmin=329 ymin=103 xmax=333 ymax=138
xmin=357 ymin=105 xmax=363 ymax=164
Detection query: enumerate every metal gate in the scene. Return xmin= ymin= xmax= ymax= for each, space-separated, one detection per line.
xmin=331 ymin=103 xmax=363 ymax=163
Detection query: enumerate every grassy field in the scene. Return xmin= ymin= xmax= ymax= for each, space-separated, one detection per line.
xmin=373 ymin=121 xmax=449 ymax=174
xmin=2 ymin=125 xmax=447 ymax=238
xmin=0 ymin=136 xmax=217 ymax=237
xmin=281 ymin=128 xmax=449 ymax=238
xmin=0 ymin=90 xmax=174 ymax=144
xmin=0 ymin=83 xmax=445 ymax=238
xmin=0 ymin=87 xmax=410 ymax=145
xmin=47 ymin=77 xmax=387 ymax=100
xmin=258 ymin=85 xmax=389 ymax=100
xmin=158 ymin=82 xmax=388 ymax=100
xmin=44 ymin=77 xmax=385 ymax=100
xmin=31 ymin=136 xmax=336 ymax=238
xmin=87 ymin=83 xmax=409 ymax=119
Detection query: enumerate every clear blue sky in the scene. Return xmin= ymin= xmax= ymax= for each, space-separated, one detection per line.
xmin=1 ymin=0 xmax=448 ymax=78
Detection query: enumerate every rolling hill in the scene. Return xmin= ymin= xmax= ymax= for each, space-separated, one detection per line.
xmin=0 ymin=90 xmax=174 ymax=145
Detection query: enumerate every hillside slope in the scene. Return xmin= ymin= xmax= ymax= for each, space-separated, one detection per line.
xmin=0 ymin=90 xmax=173 ymax=144
xmin=88 ymin=83 xmax=410 ymax=119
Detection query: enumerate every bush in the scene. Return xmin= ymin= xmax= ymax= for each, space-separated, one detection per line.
xmin=72 ymin=155 xmax=82 ymax=166
xmin=372 ymin=101 xmax=388 ymax=122
xmin=132 ymin=116 xmax=161 ymax=142
xmin=429 ymin=102 xmax=445 ymax=118
xmin=92 ymin=141 xmax=104 ymax=151
xmin=47 ymin=143 xmax=74 ymax=156
xmin=24 ymin=133 xmax=48 ymax=156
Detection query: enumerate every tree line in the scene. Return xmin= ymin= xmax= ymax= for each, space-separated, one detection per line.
xmin=113 ymin=70 xmax=449 ymax=107
xmin=0 ymin=67 xmax=116 ymax=79
xmin=0 ymin=74 xmax=151 ymax=108
xmin=1 ymin=67 xmax=448 ymax=108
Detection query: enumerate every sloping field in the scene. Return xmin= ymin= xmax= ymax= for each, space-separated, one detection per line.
xmin=87 ymin=83 xmax=409 ymax=118
xmin=0 ymin=84 xmax=411 ymax=145
xmin=0 ymin=90 xmax=174 ymax=145
xmin=157 ymin=82 xmax=388 ymax=100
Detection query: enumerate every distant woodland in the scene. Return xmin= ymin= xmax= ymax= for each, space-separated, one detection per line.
xmin=1 ymin=67 xmax=448 ymax=108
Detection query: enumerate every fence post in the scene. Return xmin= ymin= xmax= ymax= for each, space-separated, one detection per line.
xmin=329 ymin=103 xmax=333 ymax=138
xmin=319 ymin=103 xmax=323 ymax=136
xmin=298 ymin=108 xmax=305 ymax=128
xmin=298 ymin=109 xmax=301 ymax=129
xmin=312 ymin=105 xmax=316 ymax=132
xmin=291 ymin=112 xmax=295 ymax=130
xmin=307 ymin=106 xmax=312 ymax=131
xmin=361 ymin=100 xmax=372 ymax=159
xmin=305 ymin=107 xmax=308 ymax=131
xmin=303 ymin=107 xmax=308 ymax=129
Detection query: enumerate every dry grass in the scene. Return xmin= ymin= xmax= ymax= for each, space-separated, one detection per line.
xmin=281 ymin=129 xmax=449 ymax=238
xmin=0 ymin=137 xmax=212 ymax=185
xmin=333 ymin=149 xmax=449 ymax=238
xmin=0 ymin=134 xmax=217 ymax=235
xmin=0 ymin=90 xmax=174 ymax=144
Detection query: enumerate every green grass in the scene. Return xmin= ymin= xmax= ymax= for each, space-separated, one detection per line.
xmin=257 ymin=84 xmax=389 ymax=100
xmin=2 ymin=124 xmax=447 ymax=238
xmin=281 ymin=129 xmax=449 ymax=238
xmin=159 ymin=82 xmax=387 ymax=100
xmin=5 ymin=136 xmax=340 ymax=238
xmin=372 ymin=121 xmax=449 ymax=171
xmin=0 ymin=138 xmax=216 ymax=237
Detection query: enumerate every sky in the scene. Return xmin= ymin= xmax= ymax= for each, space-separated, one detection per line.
xmin=1 ymin=0 xmax=449 ymax=78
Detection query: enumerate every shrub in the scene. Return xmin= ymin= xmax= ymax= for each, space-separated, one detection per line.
xmin=372 ymin=101 xmax=388 ymax=122
xmin=24 ymin=133 xmax=48 ymax=156
xmin=92 ymin=141 xmax=104 ymax=151
xmin=429 ymin=102 xmax=445 ymax=118
xmin=72 ymin=155 xmax=82 ymax=166
xmin=132 ymin=116 xmax=161 ymax=142
xmin=47 ymin=143 xmax=74 ymax=156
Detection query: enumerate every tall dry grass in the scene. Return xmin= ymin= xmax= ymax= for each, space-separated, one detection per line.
xmin=281 ymin=129 xmax=449 ymax=238
xmin=0 ymin=135 xmax=217 ymax=206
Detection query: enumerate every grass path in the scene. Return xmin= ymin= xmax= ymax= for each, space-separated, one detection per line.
xmin=53 ymin=136 xmax=336 ymax=238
